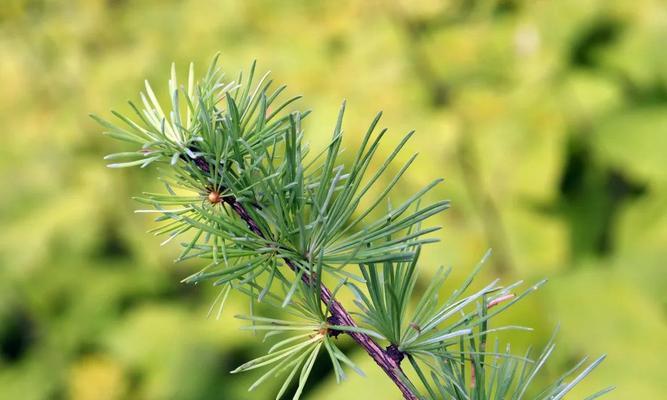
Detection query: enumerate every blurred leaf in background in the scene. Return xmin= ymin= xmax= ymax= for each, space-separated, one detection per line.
xmin=0 ymin=0 xmax=665 ymax=399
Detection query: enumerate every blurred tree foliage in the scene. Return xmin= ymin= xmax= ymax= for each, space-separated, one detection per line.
xmin=0 ymin=0 xmax=665 ymax=399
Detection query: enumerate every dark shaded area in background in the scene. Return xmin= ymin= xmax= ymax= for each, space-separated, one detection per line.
xmin=0 ymin=307 xmax=37 ymax=362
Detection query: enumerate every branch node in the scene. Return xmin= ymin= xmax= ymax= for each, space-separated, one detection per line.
xmin=326 ymin=315 xmax=344 ymax=338
xmin=386 ymin=344 xmax=405 ymax=365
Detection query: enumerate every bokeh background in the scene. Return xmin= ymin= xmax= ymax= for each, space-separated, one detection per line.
xmin=1 ymin=0 xmax=666 ymax=399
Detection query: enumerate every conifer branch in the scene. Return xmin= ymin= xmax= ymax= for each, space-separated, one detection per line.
xmin=97 ymin=56 xmax=611 ymax=400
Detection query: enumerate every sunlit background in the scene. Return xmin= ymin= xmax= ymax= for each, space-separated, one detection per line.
xmin=1 ymin=1 xmax=666 ymax=399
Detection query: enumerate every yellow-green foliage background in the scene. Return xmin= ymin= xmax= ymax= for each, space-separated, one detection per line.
xmin=1 ymin=1 xmax=665 ymax=399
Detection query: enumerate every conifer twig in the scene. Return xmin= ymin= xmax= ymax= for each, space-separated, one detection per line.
xmin=97 ymin=57 xmax=611 ymax=400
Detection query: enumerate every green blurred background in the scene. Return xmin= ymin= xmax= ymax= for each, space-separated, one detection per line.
xmin=1 ymin=0 xmax=666 ymax=399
